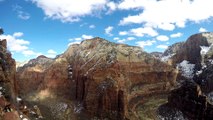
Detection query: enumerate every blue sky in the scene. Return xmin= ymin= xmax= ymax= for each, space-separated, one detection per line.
xmin=0 ymin=0 xmax=213 ymax=62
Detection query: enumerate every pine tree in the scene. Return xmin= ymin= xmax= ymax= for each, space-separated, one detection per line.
xmin=0 ymin=28 xmax=3 ymax=35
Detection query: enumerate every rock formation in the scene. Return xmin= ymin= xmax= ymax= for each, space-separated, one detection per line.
xmin=17 ymin=55 xmax=53 ymax=96
xmin=0 ymin=39 xmax=19 ymax=120
xmin=159 ymin=32 xmax=213 ymax=119
xmin=167 ymin=81 xmax=213 ymax=120
xmin=17 ymin=37 xmax=178 ymax=119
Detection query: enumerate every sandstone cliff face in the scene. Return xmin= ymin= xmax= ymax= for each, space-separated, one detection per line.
xmin=17 ymin=37 xmax=178 ymax=119
xmin=0 ymin=39 xmax=16 ymax=102
xmin=17 ymin=55 xmax=53 ymax=96
xmin=0 ymin=39 xmax=19 ymax=120
xmin=62 ymin=37 xmax=177 ymax=119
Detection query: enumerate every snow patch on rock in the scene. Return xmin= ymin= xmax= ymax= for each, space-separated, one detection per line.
xmin=177 ymin=60 xmax=195 ymax=79
xmin=200 ymin=46 xmax=210 ymax=55
xmin=161 ymin=53 xmax=175 ymax=62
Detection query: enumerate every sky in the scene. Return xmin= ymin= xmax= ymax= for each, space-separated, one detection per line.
xmin=0 ymin=0 xmax=213 ymax=62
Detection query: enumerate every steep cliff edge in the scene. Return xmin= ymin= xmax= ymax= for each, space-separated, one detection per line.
xmin=17 ymin=55 xmax=53 ymax=96
xmin=17 ymin=37 xmax=178 ymax=119
xmin=158 ymin=32 xmax=213 ymax=119
xmin=0 ymin=39 xmax=19 ymax=120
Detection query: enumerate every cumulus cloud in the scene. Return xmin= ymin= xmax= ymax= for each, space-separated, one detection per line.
xmin=46 ymin=49 xmax=57 ymax=58
xmin=119 ymin=27 xmax=158 ymax=37
xmin=113 ymin=37 xmax=136 ymax=43
xmin=0 ymin=32 xmax=40 ymax=56
xmin=105 ymin=26 xmax=114 ymax=36
xmin=130 ymin=27 xmax=158 ymax=37
xmin=117 ymin=39 xmax=126 ymax=43
xmin=199 ymin=27 xmax=207 ymax=32
xmin=170 ymin=32 xmax=183 ymax=38
xmin=113 ymin=37 xmax=120 ymax=40
xmin=89 ymin=25 xmax=95 ymax=29
xmin=156 ymin=45 xmax=168 ymax=49
xmin=31 ymin=0 xmax=107 ymax=22
xmin=13 ymin=32 xmax=24 ymax=37
xmin=119 ymin=31 xmax=128 ymax=36
xmin=68 ymin=34 xmax=93 ymax=46
xmin=106 ymin=1 xmax=117 ymax=14
xmin=47 ymin=49 xmax=57 ymax=54
xmin=156 ymin=35 xmax=169 ymax=41
xmin=127 ymin=37 xmax=135 ymax=41
xmin=136 ymin=40 xmax=156 ymax=48
xmin=119 ymin=0 xmax=213 ymax=31
xmin=13 ymin=5 xmax=30 ymax=20
xmin=82 ymin=34 xmax=93 ymax=39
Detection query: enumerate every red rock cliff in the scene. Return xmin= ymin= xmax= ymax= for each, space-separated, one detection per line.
xmin=17 ymin=37 xmax=178 ymax=119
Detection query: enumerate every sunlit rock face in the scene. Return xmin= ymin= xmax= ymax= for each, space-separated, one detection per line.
xmin=17 ymin=37 xmax=177 ymax=119
xmin=17 ymin=55 xmax=53 ymax=96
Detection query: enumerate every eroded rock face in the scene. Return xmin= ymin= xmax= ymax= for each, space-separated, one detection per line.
xmin=0 ymin=39 xmax=16 ymax=102
xmin=0 ymin=39 xmax=19 ymax=120
xmin=168 ymin=81 xmax=213 ymax=120
xmin=17 ymin=55 xmax=53 ymax=96
xmin=17 ymin=37 xmax=178 ymax=119
xmin=64 ymin=37 xmax=178 ymax=119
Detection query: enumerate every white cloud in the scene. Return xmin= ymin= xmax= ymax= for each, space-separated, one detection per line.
xmin=130 ymin=27 xmax=158 ymax=37
xmin=89 ymin=25 xmax=95 ymax=29
xmin=107 ymin=1 xmax=117 ymax=13
xmin=105 ymin=26 xmax=114 ymax=36
xmin=0 ymin=32 xmax=40 ymax=57
xmin=127 ymin=37 xmax=135 ymax=41
xmin=199 ymin=27 xmax=207 ymax=32
xmin=119 ymin=0 xmax=213 ymax=31
xmin=31 ymin=0 xmax=108 ymax=22
xmin=119 ymin=31 xmax=128 ymax=36
xmin=68 ymin=41 xmax=81 ymax=46
xmin=68 ymin=34 xmax=93 ymax=46
xmin=13 ymin=5 xmax=30 ymax=20
xmin=74 ymin=37 xmax=82 ymax=41
xmin=13 ymin=32 xmax=24 ymax=37
xmin=136 ymin=40 xmax=156 ymax=48
xmin=22 ymin=50 xmax=41 ymax=56
xmin=117 ymin=39 xmax=126 ymax=43
xmin=47 ymin=49 xmax=57 ymax=54
xmin=46 ymin=49 xmax=57 ymax=58
xmin=158 ymin=23 xmax=175 ymax=31
xmin=156 ymin=35 xmax=169 ymax=41
xmin=17 ymin=11 xmax=31 ymax=20
xmin=157 ymin=45 xmax=168 ymax=49
xmin=114 ymin=37 xmax=136 ymax=44
xmin=113 ymin=37 xmax=120 ymax=40
xmin=82 ymin=34 xmax=93 ymax=39
xmin=170 ymin=32 xmax=183 ymax=38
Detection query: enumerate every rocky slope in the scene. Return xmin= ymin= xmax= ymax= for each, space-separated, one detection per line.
xmin=17 ymin=37 xmax=178 ymax=119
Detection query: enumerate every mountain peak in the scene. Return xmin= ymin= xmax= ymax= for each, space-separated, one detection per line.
xmin=36 ymin=55 xmax=48 ymax=59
